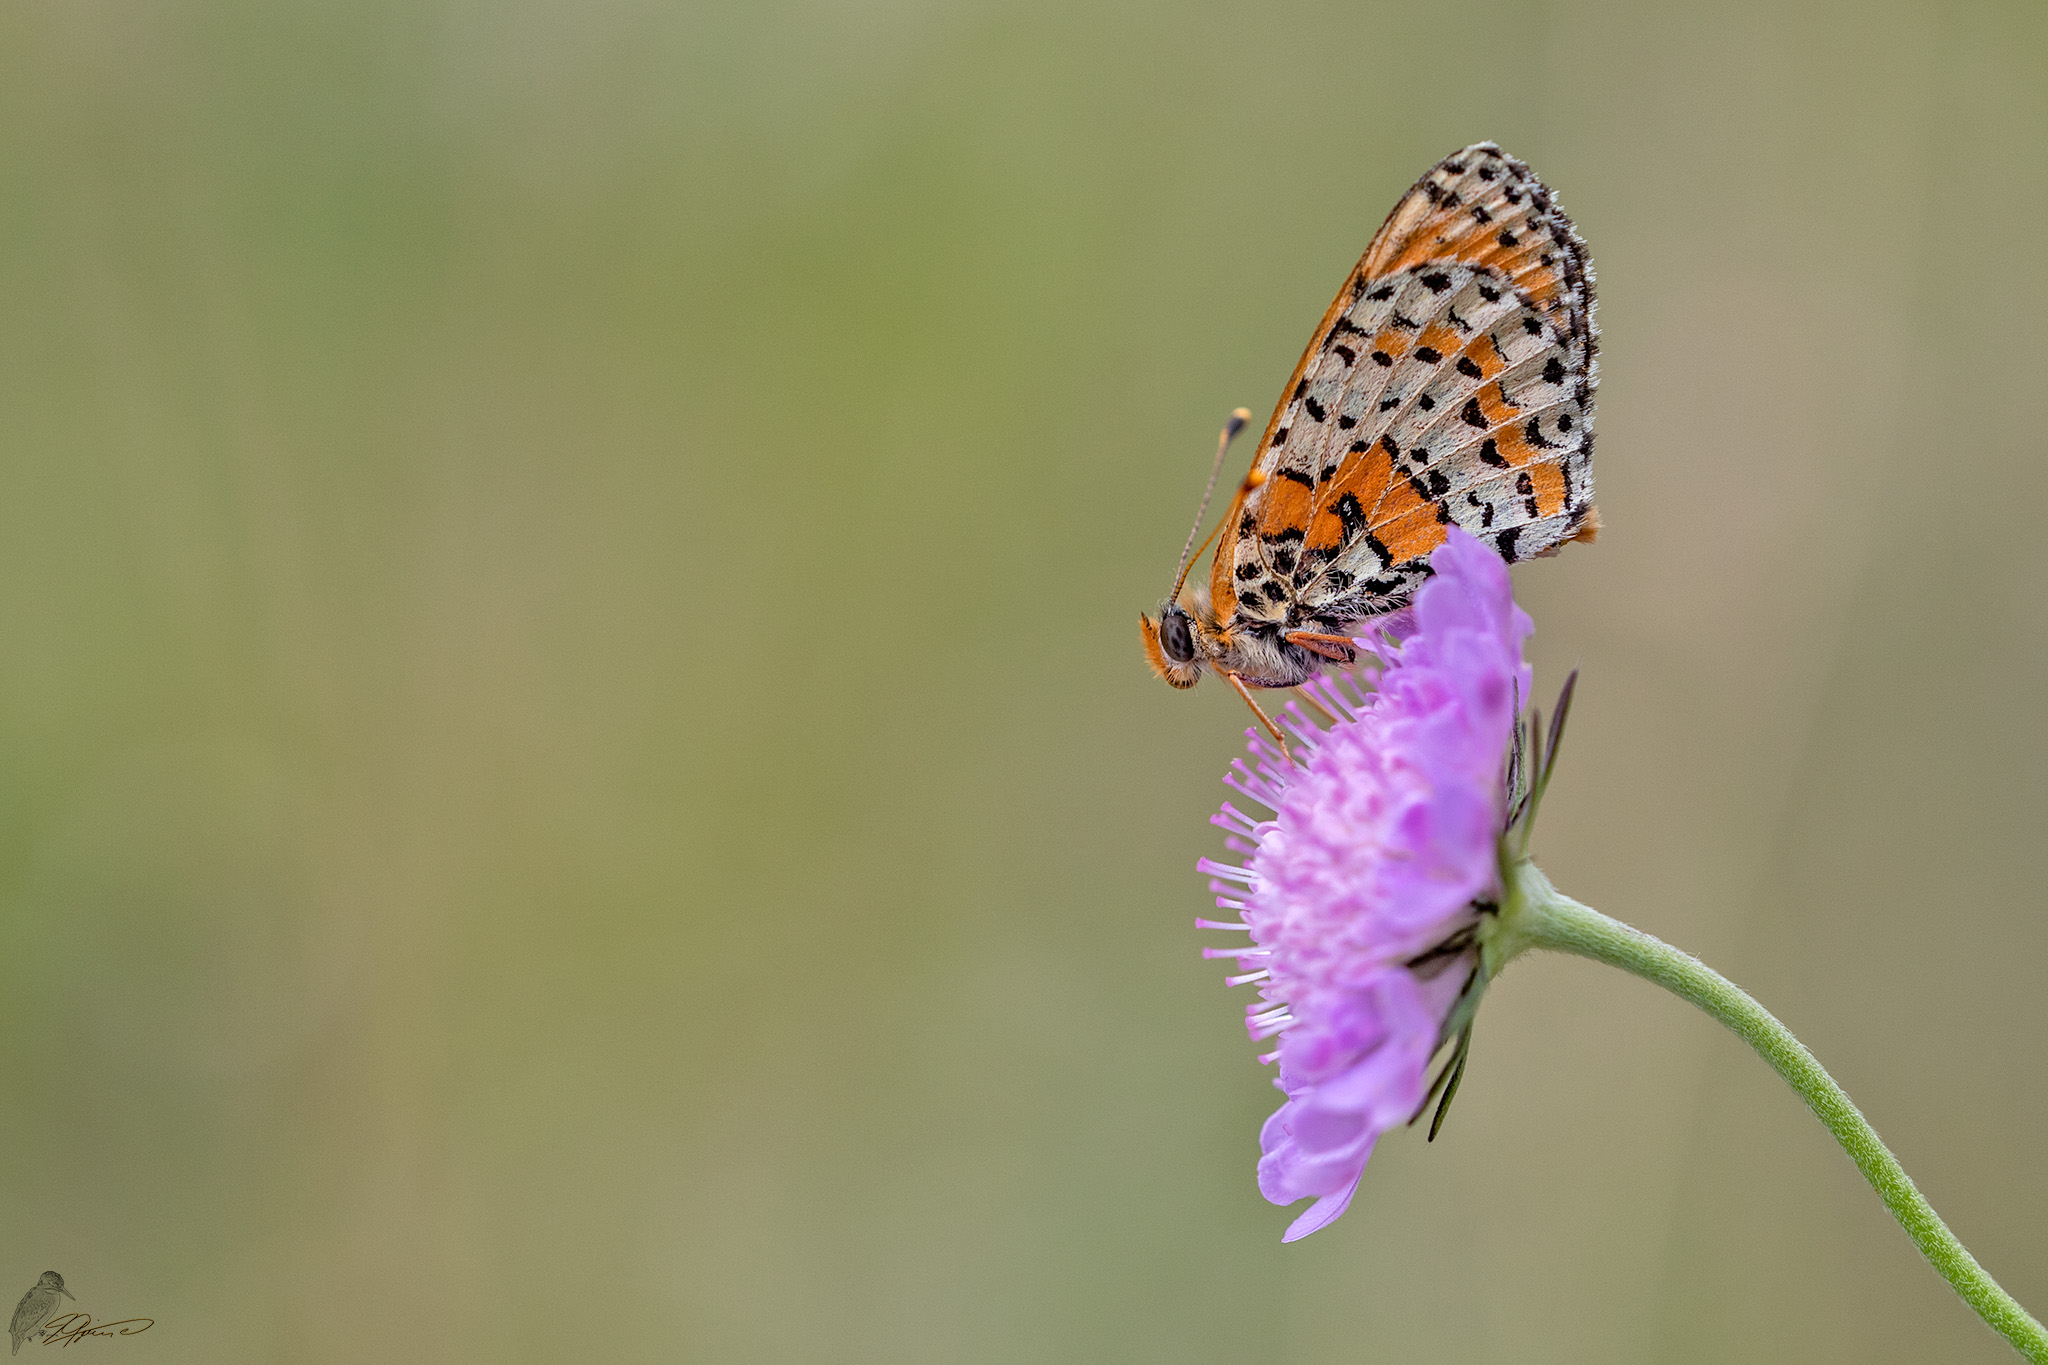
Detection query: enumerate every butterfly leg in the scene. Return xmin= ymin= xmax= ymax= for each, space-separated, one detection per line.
xmin=1225 ymin=671 xmax=1297 ymax=767
xmin=1293 ymin=687 xmax=1342 ymax=728
xmin=1283 ymin=631 xmax=1358 ymax=665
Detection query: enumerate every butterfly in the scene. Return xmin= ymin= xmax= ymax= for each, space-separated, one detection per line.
xmin=1140 ymin=142 xmax=1599 ymax=747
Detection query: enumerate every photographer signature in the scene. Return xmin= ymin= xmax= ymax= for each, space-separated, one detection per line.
xmin=34 ymin=1315 xmax=153 ymax=1349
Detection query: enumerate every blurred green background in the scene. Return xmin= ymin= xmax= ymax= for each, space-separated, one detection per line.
xmin=0 ymin=1 xmax=2043 ymax=1361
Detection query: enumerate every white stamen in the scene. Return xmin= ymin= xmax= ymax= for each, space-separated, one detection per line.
xmin=1212 ymin=805 xmax=1263 ymax=839
xmin=1224 ymin=763 xmax=1283 ymax=811
xmin=1197 ymin=858 xmax=1256 ymax=885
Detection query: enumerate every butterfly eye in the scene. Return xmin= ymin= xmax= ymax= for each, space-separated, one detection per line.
xmin=1159 ymin=605 xmax=1196 ymax=663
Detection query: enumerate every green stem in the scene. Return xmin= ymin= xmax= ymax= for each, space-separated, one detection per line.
xmin=1485 ymin=862 xmax=2048 ymax=1364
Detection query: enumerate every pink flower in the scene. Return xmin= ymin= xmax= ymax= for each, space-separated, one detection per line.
xmin=1199 ymin=529 xmax=1532 ymax=1240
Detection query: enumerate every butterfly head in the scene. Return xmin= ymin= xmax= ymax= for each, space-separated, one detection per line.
xmin=1139 ymin=601 xmax=1209 ymax=689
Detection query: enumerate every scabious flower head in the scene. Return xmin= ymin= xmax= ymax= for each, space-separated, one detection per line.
xmin=1199 ymin=528 xmax=1533 ymax=1240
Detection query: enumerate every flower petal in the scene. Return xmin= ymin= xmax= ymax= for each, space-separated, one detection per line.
xmin=1280 ymin=1166 xmax=1367 ymax=1243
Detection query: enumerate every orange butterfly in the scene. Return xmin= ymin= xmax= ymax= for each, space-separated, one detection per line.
xmin=1141 ymin=142 xmax=1600 ymax=748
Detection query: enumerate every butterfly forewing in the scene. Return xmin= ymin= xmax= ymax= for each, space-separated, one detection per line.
xmin=1213 ymin=143 xmax=1597 ymax=636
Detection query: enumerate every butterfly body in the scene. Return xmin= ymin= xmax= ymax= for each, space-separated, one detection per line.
xmin=1144 ymin=590 xmax=1336 ymax=691
xmin=1142 ymin=143 xmax=1599 ymax=701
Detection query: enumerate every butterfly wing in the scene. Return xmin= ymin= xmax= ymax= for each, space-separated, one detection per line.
xmin=1212 ymin=143 xmax=1597 ymax=636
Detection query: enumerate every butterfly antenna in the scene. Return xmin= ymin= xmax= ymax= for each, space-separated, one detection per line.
xmin=1166 ymin=408 xmax=1253 ymax=603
